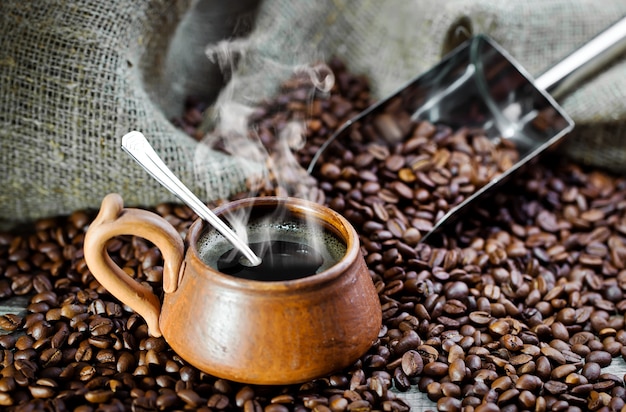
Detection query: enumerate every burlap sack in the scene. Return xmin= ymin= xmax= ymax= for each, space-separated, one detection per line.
xmin=2 ymin=0 xmax=625 ymax=230
xmin=0 ymin=0 xmax=260 ymax=230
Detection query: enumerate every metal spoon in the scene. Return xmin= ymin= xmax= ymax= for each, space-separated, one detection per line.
xmin=121 ymin=131 xmax=262 ymax=267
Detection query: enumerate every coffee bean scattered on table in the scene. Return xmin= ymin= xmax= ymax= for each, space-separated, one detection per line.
xmin=1 ymin=58 xmax=626 ymax=411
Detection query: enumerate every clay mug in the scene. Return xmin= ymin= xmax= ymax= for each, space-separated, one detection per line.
xmin=83 ymin=193 xmax=382 ymax=385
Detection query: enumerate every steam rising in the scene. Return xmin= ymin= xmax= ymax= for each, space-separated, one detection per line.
xmin=195 ymin=34 xmax=337 ymax=261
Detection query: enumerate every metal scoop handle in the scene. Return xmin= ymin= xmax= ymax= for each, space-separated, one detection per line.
xmin=121 ymin=131 xmax=262 ymax=267
xmin=536 ymin=16 xmax=626 ymax=99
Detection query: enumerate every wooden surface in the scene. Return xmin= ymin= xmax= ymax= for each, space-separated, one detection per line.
xmin=0 ymin=295 xmax=28 ymax=318
xmin=393 ymin=387 xmax=437 ymax=410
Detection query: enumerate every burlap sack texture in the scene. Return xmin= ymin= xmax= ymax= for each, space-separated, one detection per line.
xmin=0 ymin=0 xmax=261 ymax=230
xmin=2 ymin=0 xmax=625 ymax=230
xmin=219 ymin=0 xmax=626 ymax=172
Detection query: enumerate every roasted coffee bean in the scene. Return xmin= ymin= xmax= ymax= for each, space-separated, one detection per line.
xmin=515 ymin=374 xmax=543 ymax=391
xmin=156 ymin=391 xmax=179 ymax=410
xmin=500 ymin=334 xmax=523 ymax=351
xmin=448 ymin=358 xmax=466 ymax=383
xmin=0 ymin=334 xmax=16 ymax=349
xmin=540 ymin=345 xmax=566 ymax=365
xmin=586 ymin=350 xmax=612 ymax=367
xmin=491 ymin=375 xmax=513 ymax=393
xmin=392 ymin=330 xmax=420 ymax=355
xmin=0 ymin=314 xmax=23 ymax=332
xmin=401 ymin=350 xmax=423 ymax=377
xmin=84 ymin=389 xmax=114 ymax=404
xmin=28 ymin=385 xmax=55 ymax=399
xmin=436 ymin=396 xmax=461 ymax=411
xmin=551 ymin=363 xmax=578 ymax=379
xmin=581 ymin=362 xmax=602 ymax=381
xmin=469 ymin=311 xmax=492 ymax=325
xmin=423 ymin=361 xmax=448 ymax=377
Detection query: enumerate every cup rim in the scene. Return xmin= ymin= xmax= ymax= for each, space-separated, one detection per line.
xmin=185 ymin=196 xmax=361 ymax=292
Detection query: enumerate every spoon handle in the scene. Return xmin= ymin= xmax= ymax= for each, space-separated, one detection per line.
xmin=121 ymin=131 xmax=261 ymax=267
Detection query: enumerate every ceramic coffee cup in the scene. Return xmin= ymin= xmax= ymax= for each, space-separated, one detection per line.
xmin=83 ymin=193 xmax=382 ymax=385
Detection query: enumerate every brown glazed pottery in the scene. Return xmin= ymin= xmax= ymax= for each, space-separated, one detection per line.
xmin=83 ymin=193 xmax=382 ymax=385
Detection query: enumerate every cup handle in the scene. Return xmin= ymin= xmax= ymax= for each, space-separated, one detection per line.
xmin=83 ymin=193 xmax=185 ymax=337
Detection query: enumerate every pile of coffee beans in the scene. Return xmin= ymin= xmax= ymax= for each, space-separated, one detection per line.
xmin=2 ymin=58 xmax=626 ymax=411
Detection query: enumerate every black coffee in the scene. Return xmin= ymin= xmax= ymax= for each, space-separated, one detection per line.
xmin=217 ymin=240 xmax=324 ymax=281
xmin=198 ymin=218 xmax=347 ymax=282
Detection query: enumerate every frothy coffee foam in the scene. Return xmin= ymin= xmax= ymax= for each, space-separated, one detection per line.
xmin=198 ymin=218 xmax=347 ymax=275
